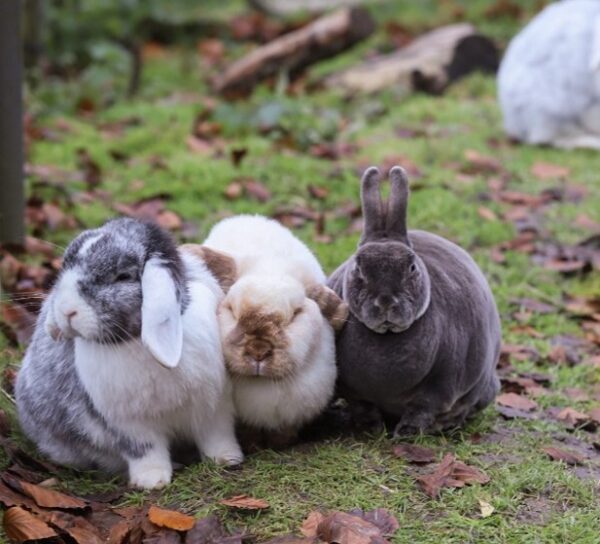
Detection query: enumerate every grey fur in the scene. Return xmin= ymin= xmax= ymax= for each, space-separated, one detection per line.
xmin=16 ymin=218 xmax=187 ymax=471
xmin=328 ymin=167 xmax=500 ymax=433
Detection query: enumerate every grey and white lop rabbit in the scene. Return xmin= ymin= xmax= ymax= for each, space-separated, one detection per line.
xmin=16 ymin=218 xmax=243 ymax=489
xmin=498 ymin=0 xmax=600 ymax=149
xmin=328 ymin=167 xmax=501 ymax=434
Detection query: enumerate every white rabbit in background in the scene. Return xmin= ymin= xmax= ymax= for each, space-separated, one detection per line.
xmin=498 ymin=0 xmax=600 ymax=149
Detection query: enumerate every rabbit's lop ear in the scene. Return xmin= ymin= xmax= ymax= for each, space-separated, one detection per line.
xmin=360 ymin=166 xmax=385 ymax=243
xmin=141 ymin=257 xmax=183 ymax=369
xmin=387 ymin=166 xmax=410 ymax=245
xmin=307 ymin=284 xmax=349 ymax=332
xmin=181 ymin=244 xmax=237 ymax=293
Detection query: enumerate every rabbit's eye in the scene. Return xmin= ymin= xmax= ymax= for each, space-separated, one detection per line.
xmin=409 ymin=263 xmax=417 ymax=274
xmin=115 ymin=272 xmax=134 ymax=282
xmin=292 ymin=308 xmax=303 ymax=319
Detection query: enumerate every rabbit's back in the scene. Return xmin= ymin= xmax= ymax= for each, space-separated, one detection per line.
xmin=498 ymin=0 xmax=600 ymax=143
xmin=204 ymin=214 xmax=325 ymax=282
xmin=331 ymin=230 xmax=500 ymax=418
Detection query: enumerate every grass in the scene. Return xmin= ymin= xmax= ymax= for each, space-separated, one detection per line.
xmin=2 ymin=0 xmax=600 ymax=542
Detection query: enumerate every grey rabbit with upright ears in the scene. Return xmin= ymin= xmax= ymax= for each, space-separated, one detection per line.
xmin=327 ymin=166 xmax=501 ymax=434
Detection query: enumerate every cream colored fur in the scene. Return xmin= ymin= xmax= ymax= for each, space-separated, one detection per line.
xmin=203 ymin=215 xmax=337 ymax=431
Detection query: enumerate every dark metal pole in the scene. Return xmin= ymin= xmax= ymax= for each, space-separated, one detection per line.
xmin=0 ymin=0 xmax=25 ymax=245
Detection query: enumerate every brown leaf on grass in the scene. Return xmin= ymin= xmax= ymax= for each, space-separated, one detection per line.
xmin=392 ymin=443 xmax=436 ymax=464
xmin=108 ymin=520 xmax=133 ymax=544
xmin=185 ymin=515 xmax=248 ymax=544
xmin=531 ymin=162 xmax=570 ymax=180
xmin=1 ymin=303 xmax=36 ymax=346
xmin=484 ymin=0 xmax=522 ymax=19
xmin=510 ymin=298 xmax=556 ymax=314
xmin=230 ymin=147 xmax=248 ymax=168
xmin=308 ymin=185 xmax=329 ymax=200
xmin=219 ymin=494 xmax=269 ymax=510
xmin=40 ymin=510 xmax=104 ymax=544
xmin=415 ymin=453 xmax=489 ymax=498
xmin=3 ymin=475 xmax=87 ymax=510
xmin=3 ymin=506 xmax=57 ymax=542
xmin=317 ymin=511 xmax=387 ymax=544
xmin=76 ymin=148 xmax=102 ymax=190
xmin=498 ymin=191 xmax=549 ymax=207
xmin=113 ymin=196 xmax=182 ymax=232
xmin=310 ymin=142 xmax=357 ymax=161
xmin=224 ymin=181 xmax=244 ymax=200
xmin=499 ymin=344 xmax=541 ymax=365
xmin=556 ymin=407 xmax=592 ymax=429
xmin=187 ymin=134 xmax=218 ymax=155
xmin=546 ymin=345 xmax=580 ymax=366
xmin=500 ymin=376 xmax=548 ymax=397
xmin=301 ymin=511 xmax=325 ymax=538
xmin=25 ymin=236 xmax=57 ymax=258
xmin=0 ymin=480 xmax=38 ymax=510
xmin=543 ymin=259 xmax=588 ymax=274
xmin=575 ymin=213 xmax=600 ymax=232
xmin=197 ymin=38 xmax=226 ymax=65
xmin=588 ymin=407 xmax=600 ymax=425
xmin=243 ymin=179 xmax=271 ymax=203
xmin=463 ymin=149 xmax=503 ymax=175
xmin=148 ymin=505 xmax=195 ymax=531
xmin=542 ymin=446 xmax=584 ymax=466
xmin=496 ymin=392 xmax=538 ymax=411
xmin=348 ymin=509 xmax=399 ymax=538
xmin=477 ymin=206 xmax=498 ymax=221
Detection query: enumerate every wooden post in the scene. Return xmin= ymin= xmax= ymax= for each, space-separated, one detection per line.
xmin=0 ymin=0 xmax=25 ymax=245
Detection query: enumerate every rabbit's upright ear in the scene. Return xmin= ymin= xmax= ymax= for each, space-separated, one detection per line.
xmin=387 ymin=166 xmax=410 ymax=245
xmin=360 ymin=166 xmax=385 ymax=243
xmin=180 ymin=244 xmax=237 ymax=293
xmin=307 ymin=284 xmax=349 ymax=332
xmin=141 ymin=257 xmax=183 ymax=369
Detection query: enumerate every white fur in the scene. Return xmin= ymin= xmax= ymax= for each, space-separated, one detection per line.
xmin=46 ymin=269 xmax=99 ymax=340
xmin=73 ymin=253 xmax=242 ymax=489
xmin=141 ymin=257 xmax=183 ymax=368
xmin=498 ymin=0 xmax=600 ymax=147
xmin=204 ymin=214 xmax=337 ymax=431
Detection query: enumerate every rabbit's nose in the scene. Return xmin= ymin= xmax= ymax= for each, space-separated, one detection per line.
xmin=246 ymin=340 xmax=273 ymax=362
xmin=375 ymin=295 xmax=395 ymax=310
xmin=64 ymin=309 xmax=78 ymax=324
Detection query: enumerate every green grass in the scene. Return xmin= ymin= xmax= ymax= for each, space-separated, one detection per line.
xmin=3 ymin=0 xmax=600 ymax=541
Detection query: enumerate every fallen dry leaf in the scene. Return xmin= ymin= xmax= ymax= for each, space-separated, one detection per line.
xmin=4 ymin=475 xmax=88 ymax=510
xmin=148 ymin=505 xmax=195 ymax=531
xmin=463 ymin=149 xmax=503 ymax=175
xmin=477 ymin=206 xmax=498 ymax=221
xmin=301 ymin=511 xmax=325 ymax=537
xmin=224 ymin=181 xmax=244 ymax=200
xmin=496 ymin=392 xmax=538 ymax=412
xmin=0 ymin=303 xmax=37 ymax=346
xmin=243 ymin=179 xmax=271 ymax=203
xmin=317 ymin=511 xmax=387 ymax=544
xmin=392 ymin=443 xmax=436 ymax=464
xmin=416 ymin=453 xmax=489 ymax=498
xmin=478 ymin=499 xmax=495 ymax=518
xmin=555 ymin=407 xmax=592 ymax=428
xmin=348 ymin=509 xmax=399 ymax=537
xmin=542 ymin=446 xmax=584 ymax=466
xmin=3 ymin=506 xmax=57 ymax=542
xmin=531 ymin=161 xmax=570 ymax=180
xmin=219 ymin=494 xmax=270 ymax=510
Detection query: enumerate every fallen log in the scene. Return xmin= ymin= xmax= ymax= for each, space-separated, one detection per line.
xmin=326 ymin=23 xmax=498 ymax=95
xmin=247 ymin=0 xmax=366 ymax=17
xmin=214 ymin=7 xmax=375 ymax=98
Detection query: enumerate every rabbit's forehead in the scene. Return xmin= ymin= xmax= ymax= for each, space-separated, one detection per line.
xmin=357 ymin=244 xmax=412 ymax=268
xmin=63 ymin=230 xmax=144 ymax=273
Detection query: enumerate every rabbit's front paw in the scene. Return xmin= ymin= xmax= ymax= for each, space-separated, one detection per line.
xmin=129 ymin=465 xmax=172 ymax=489
xmin=210 ymin=446 xmax=245 ymax=467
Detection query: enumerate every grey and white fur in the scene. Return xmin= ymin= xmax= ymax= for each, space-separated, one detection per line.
xmin=498 ymin=0 xmax=600 ymax=149
xmin=16 ymin=218 xmax=243 ymax=489
xmin=328 ymin=167 xmax=501 ymax=434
